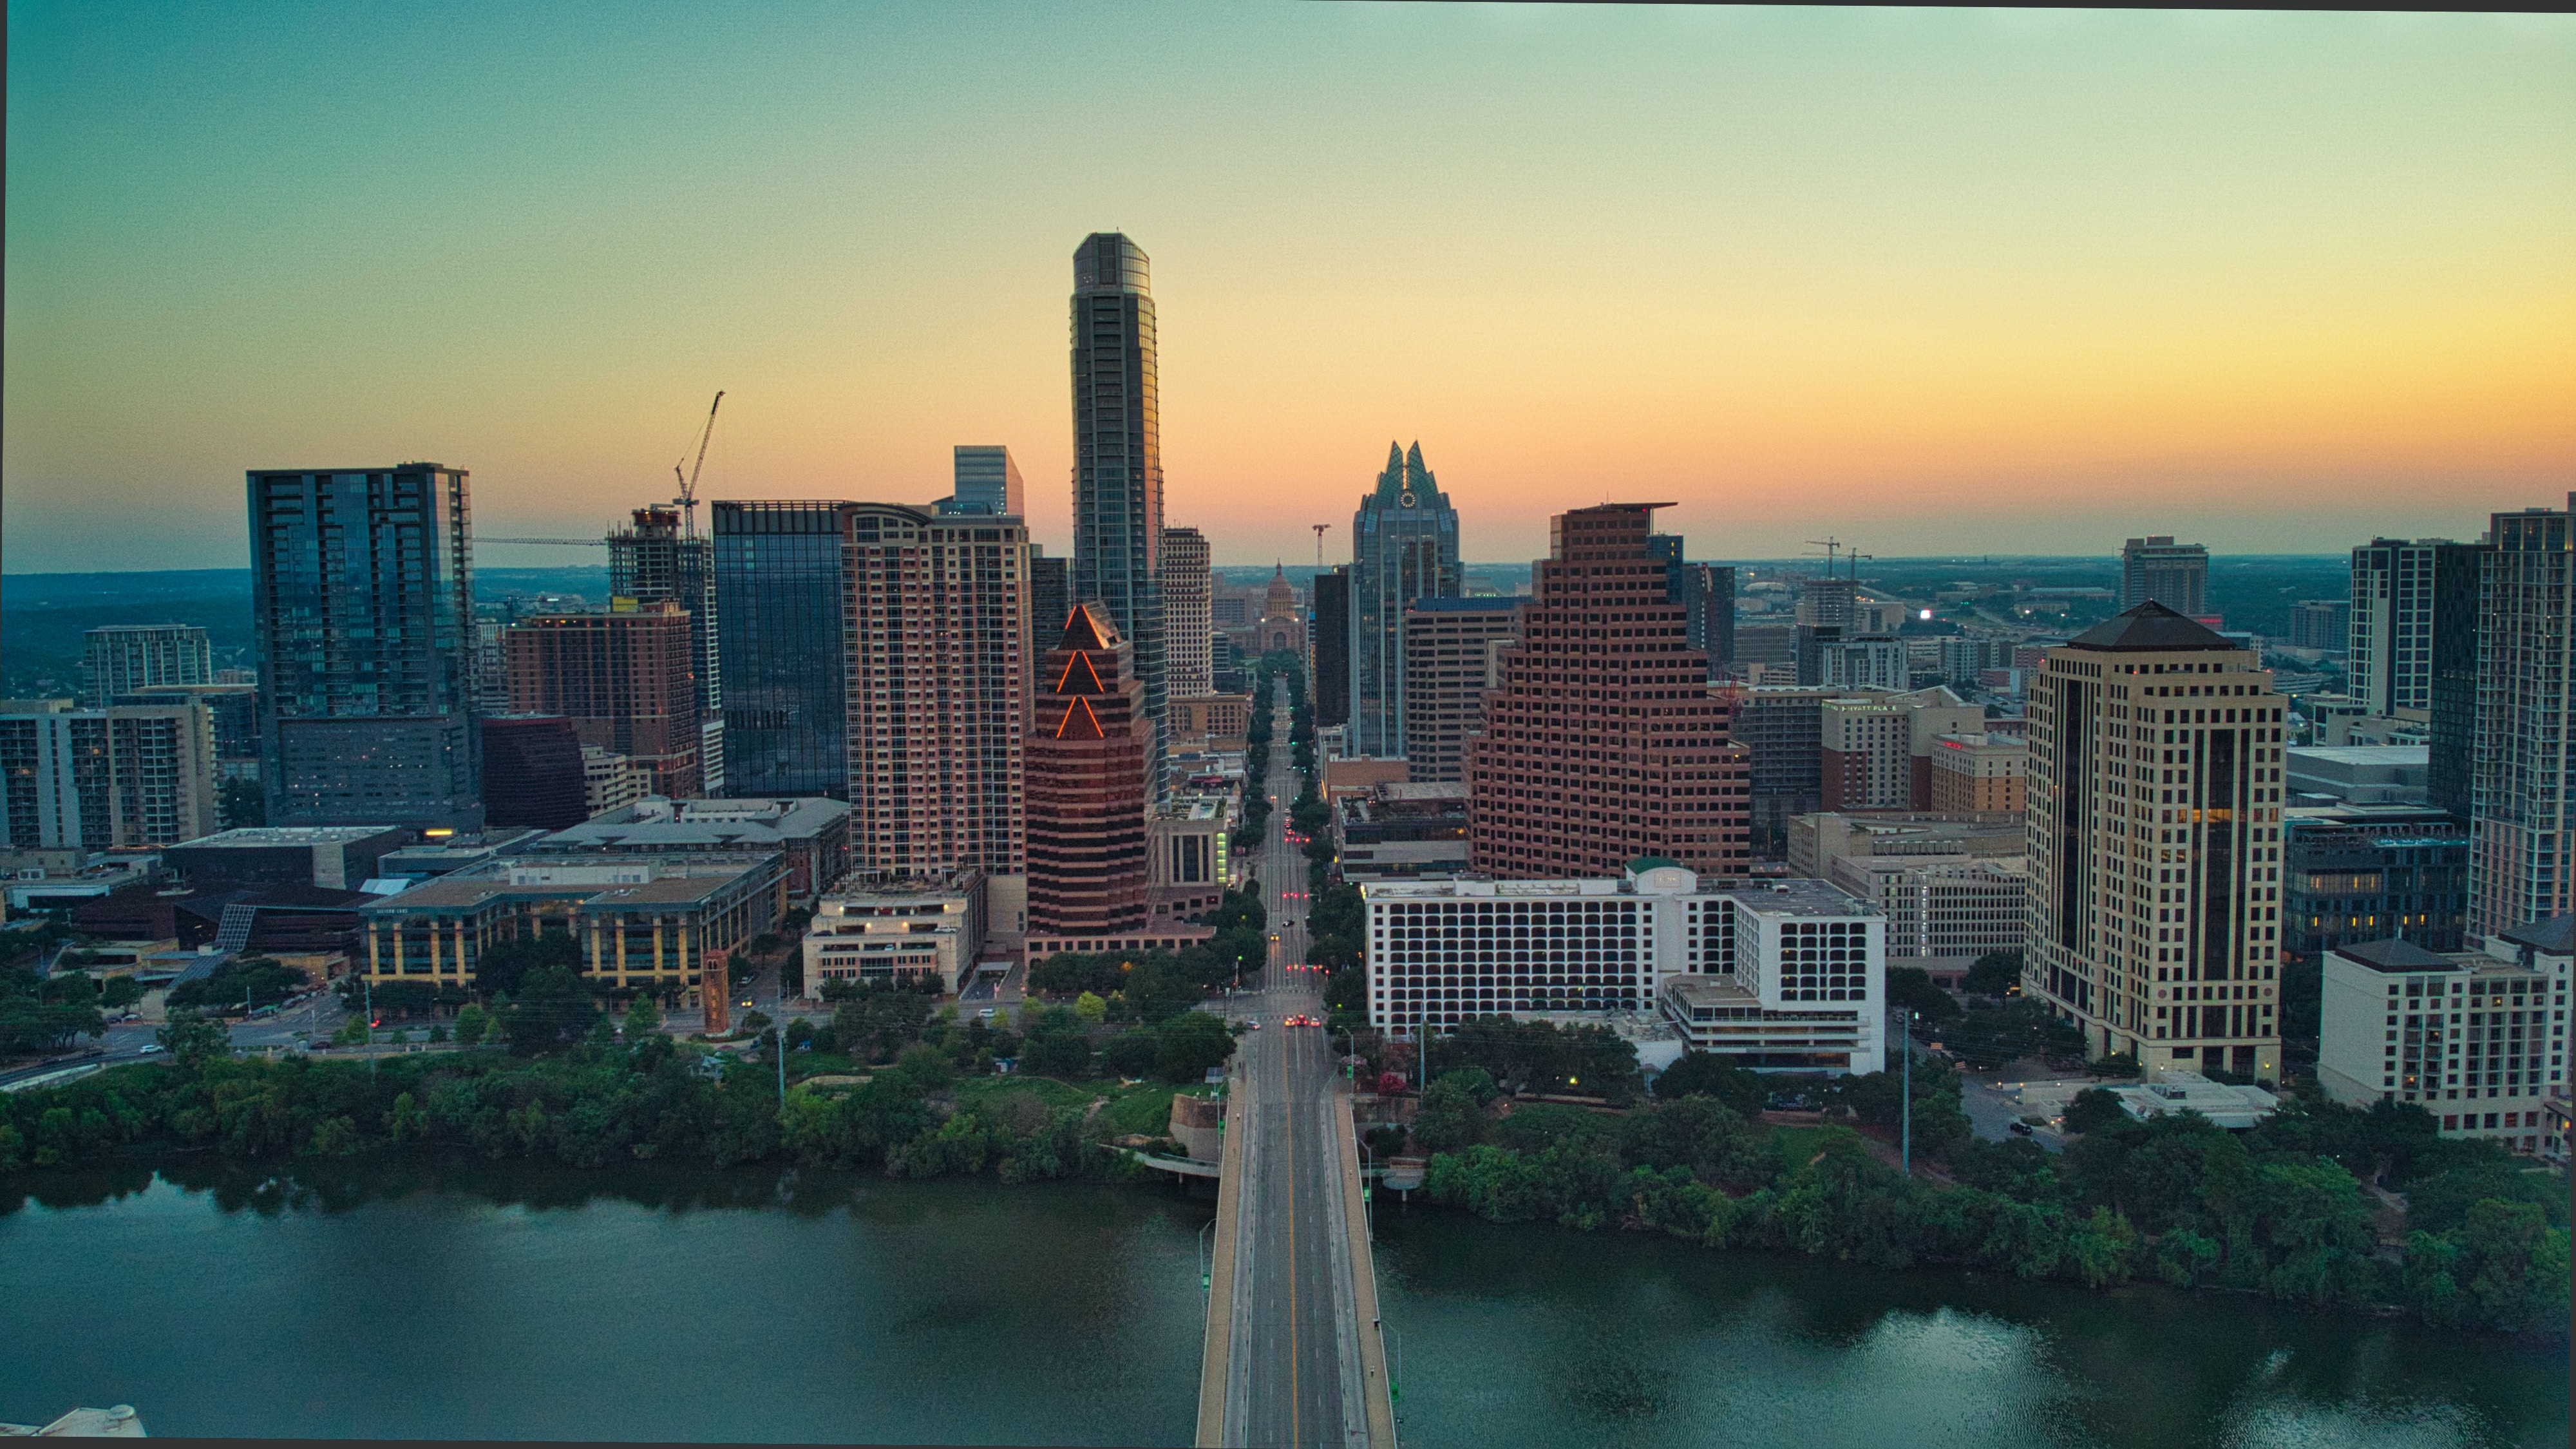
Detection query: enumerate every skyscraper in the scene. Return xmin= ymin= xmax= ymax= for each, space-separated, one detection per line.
xmin=1027 ymin=547 xmax=1071 ymax=660
xmin=1470 ymin=503 xmax=1750 ymax=880
xmin=609 ymin=506 xmax=723 ymax=792
xmin=80 ymin=625 xmax=212 ymax=708
xmin=1070 ymin=232 xmax=1166 ymax=733
xmin=844 ymin=504 xmax=1030 ymax=878
xmin=1310 ymin=566 xmax=1350 ymax=728
xmin=1027 ymin=603 xmax=1150 ymax=936
xmin=1349 ymin=442 xmax=1461 ymax=757
xmin=2427 ymin=540 xmax=2492 ymax=822
xmin=505 ymin=601 xmax=702 ymax=800
xmin=2024 ymin=602 xmax=2286 ymax=1080
xmin=1401 ymin=598 xmax=1521 ymax=784
xmin=1646 ymin=536 xmax=1734 ymax=679
xmin=940 ymin=445 xmax=1025 ymax=517
xmin=2119 ymin=535 xmax=2211 ymax=617
xmin=247 ymin=464 xmax=482 ymax=830
xmin=715 ymin=500 xmax=853 ymax=798
xmin=2349 ymin=538 xmax=2471 ymax=717
xmin=2468 ymin=497 xmax=2573 ymax=938
xmin=1159 ymin=525 xmax=1213 ymax=697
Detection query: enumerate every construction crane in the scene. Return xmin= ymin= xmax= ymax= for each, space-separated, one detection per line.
xmin=1804 ymin=536 xmax=1846 ymax=578
xmin=672 ymin=390 xmax=724 ymax=537
xmin=1312 ymin=523 xmax=1330 ymax=571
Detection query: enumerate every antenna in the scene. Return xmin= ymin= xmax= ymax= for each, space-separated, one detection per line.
xmin=673 ymin=390 xmax=724 ymax=537
xmin=1312 ymin=524 xmax=1329 ymax=571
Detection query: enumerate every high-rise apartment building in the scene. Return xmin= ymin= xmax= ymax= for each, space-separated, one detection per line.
xmin=2288 ymin=599 xmax=2351 ymax=654
xmin=247 ymin=464 xmax=482 ymax=831
xmin=2349 ymin=538 xmax=2483 ymax=718
xmin=1350 ymin=442 xmax=1461 ymax=757
xmin=609 ymin=506 xmax=723 ymax=792
xmin=1470 ymin=504 xmax=1750 ymax=880
xmin=1400 ymin=598 xmax=1522 ymax=784
xmin=2428 ymin=540 xmax=2491 ymax=822
xmin=1311 ymin=566 xmax=1351 ymax=728
xmin=1798 ymin=577 xmax=1857 ymax=630
xmin=715 ymin=500 xmax=853 ymax=799
xmin=505 ymin=601 xmax=701 ymax=800
xmin=940 ymin=445 xmax=1025 ymax=518
xmin=1159 ymin=525 xmax=1213 ymax=697
xmin=0 ymin=699 xmax=219 ymax=849
xmin=1070 ymin=232 xmax=1166 ymax=734
xmin=2468 ymin=498 xmax=2574 ymax=938
xmin=1817 ymin=636 xmax=1909 ymax=692
xmin=843 ymin=503 xmax=1029 ymax=877
xmin=1728 ymin=685 xmax=1839 ymax=850
xmin=2025 ymin=602 xmax=2288 ymax=1079
xmin=116 ymin=683 xmax=261 ymax=781
xmin=1027 ymin=604 xmax=1150 ymax=936
xmin=1818 ymin=688 xmax=1984 ymax=811
xmin=2119 ymin=536 xmax=2210 ymax=618
xmin=80 ymin=625 xmax=212 ymax=708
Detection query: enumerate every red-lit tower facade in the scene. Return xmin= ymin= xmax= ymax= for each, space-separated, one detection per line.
xmin=1027 ymin=603 xmax=1152 ymax=935
xmin=1470 ymin=503 xmax=1752 ymax=879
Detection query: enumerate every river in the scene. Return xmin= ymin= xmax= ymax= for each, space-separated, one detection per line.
xmin=1 ymin=1160 xmax=2563 ymax=1446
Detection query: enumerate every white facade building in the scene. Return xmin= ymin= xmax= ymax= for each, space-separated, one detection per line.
xmin=1364 ymin=860 xmax=1884 ymax=1074
xmin=2317 ymin=916 xmax=2571 ymax=1160
xmin=804 ymin=869 xmax=989 ymax=995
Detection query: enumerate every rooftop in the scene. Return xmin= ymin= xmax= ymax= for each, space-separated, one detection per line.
xmin=171 ymin=826 xmax=408 ymax=849
xmin=2064 ymin=601 xmax=2235 ymax=654
xmin=533 ymin=797 xmax=848 ymax=849
xmin=2499 ymin=915 xmax=2574 ymax=957
xmin=2332 ymin=937 xmax=2461 ymax=973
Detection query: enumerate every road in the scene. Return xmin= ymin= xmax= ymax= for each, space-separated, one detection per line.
xmin=1256 ymin=679 xmax=1311 ymax=978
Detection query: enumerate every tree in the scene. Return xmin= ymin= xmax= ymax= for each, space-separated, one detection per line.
xmin=1964 ymin=950 xmax=2023 ymax=998
xmin=99 ymin=975 xmax=144 ymax=1012
xmin=1101 ymin=1028 xmax=1159 ymax=1079
xmin=623 ymin=994 xmax=663 ymax=1039
xmin=1412 ymin=1076 xmax=1488 ymax=1153
xmin=1073 ymin=990 xmax=1107 ymax=1026
xmin=452 ymin=1002 xmax=491 ymax=1046
xmin=1153 ymin=1012 xmax=1236 ymax=1083
xmin=156 ymin=1010 xmax=231 ymax=1072
xmin=1886 ymin=967 xmax=1961 ymax=1025
xmin=1653 ymin=1051 xmax=1767 ymax=1117
xmin=167 ymin=956 xmax=309 ymax=1014
xmin=504 ymin=967 xmax=601 ymax=1054
xmin=473 ymin=932 xmax=580 ymax=998
xmin=2063 ymin=1087 xmax=2129 ymax=1136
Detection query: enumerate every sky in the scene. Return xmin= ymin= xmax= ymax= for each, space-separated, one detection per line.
xmin=6 ymin=3 xmax=2572 ymax=573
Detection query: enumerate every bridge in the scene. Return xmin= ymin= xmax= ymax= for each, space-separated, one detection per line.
xmin=1193 ymin=682 xmax=1396 ymax=1448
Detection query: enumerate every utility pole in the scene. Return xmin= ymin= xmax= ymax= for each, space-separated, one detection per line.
xmin=1900 ymin=1007 xmax=1915 ymax=1176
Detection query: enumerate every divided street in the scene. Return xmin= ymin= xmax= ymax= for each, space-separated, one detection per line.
xmin=1203 ymin=681 xmax=1393 ymax=1449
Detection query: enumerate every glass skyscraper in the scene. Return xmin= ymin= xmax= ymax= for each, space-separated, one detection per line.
xmin=714 ymin=500 xmax=852 ymax=798
xmin=247 ymin=464 xmax=482 ymax=831
xmin=1070 ymin=232 xmax=1166 ymax=735
xmin=1348 ymin=441 xmax=1459 ymax=757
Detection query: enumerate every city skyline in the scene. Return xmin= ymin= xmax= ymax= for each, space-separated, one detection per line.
xmin=8 ymin=5 xmax=2573 ymax=574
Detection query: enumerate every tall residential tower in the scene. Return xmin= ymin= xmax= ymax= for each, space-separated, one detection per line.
xmin=247 ymin=464 xmax=482 ymax=830
xmin=2468 ymin=498 xmax=2573 ymax=938
xmin=1070 ymin=232 xmax=1166 ymax=734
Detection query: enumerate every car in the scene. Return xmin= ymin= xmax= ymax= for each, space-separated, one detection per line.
xmin=976 ymin=1008 xmax=996 ymax=1020
xmin=2008 ymin=1121 xmax=2034 ymax=1136
xmin=138 ymin=1044 xmax=163 ymax=1055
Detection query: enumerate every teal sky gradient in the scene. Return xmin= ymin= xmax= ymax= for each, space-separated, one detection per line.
xmin=7 ymin=4 xmax=2573 ymax=572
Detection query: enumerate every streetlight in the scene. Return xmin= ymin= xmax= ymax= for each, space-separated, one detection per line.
xmin=1199 ymin=1218 xmax=1215 ymax=1297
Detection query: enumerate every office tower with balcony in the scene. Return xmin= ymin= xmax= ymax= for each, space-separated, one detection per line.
xmin=610 ymin=506 xmax=723 ymax=792
xmin=1070 ymin=232 xmax=1166 ymax=735
xmin=940 ymin=445 xmax=1026 ymax=518
xmin=1349 ymin=442 xmax=1461 ymax=757
xmin=1401 ymin=598 xmax=1522 ymax=784
xmin=505 ymin=601 xmax=702 ymax=800
xmin=1027 ymin=603 xmax=1151 ymax=936
xmin=1159 ymin=525 xmax=1213 ymax=697
xmin=2024 ymin=602 xmax=2287 ymax=1079
xmin=247 ymin=464 xmax=482 ymax=830
xmin=1 ymin=698 xmax=220 ymax=849
xmin=715 ymin=500 xmax=854 ymax=798
xmin=1311 ymin=566 xmax=1350 ymax=728
xmin=1470 ymin=503 xmax=1750 ymax=880
xmin=2468 ymin=498 xmax=2574 ymax=938
xmin=477 ymin=715 xmax=591 ymax=830
xmin=2119 ymin=535 xmax=2211 ymax=617
xmin=80 ymin=625 xmax=213 ymax=708
xmin=843 ymin=503 xmax=1029 ymax=877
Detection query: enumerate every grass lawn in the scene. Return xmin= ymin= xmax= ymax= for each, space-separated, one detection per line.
xmin=1097 ymin=1083 xmax=1184 ymax=1137
xmin=956 ymin=1074 xmax=1102 ymax=1114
